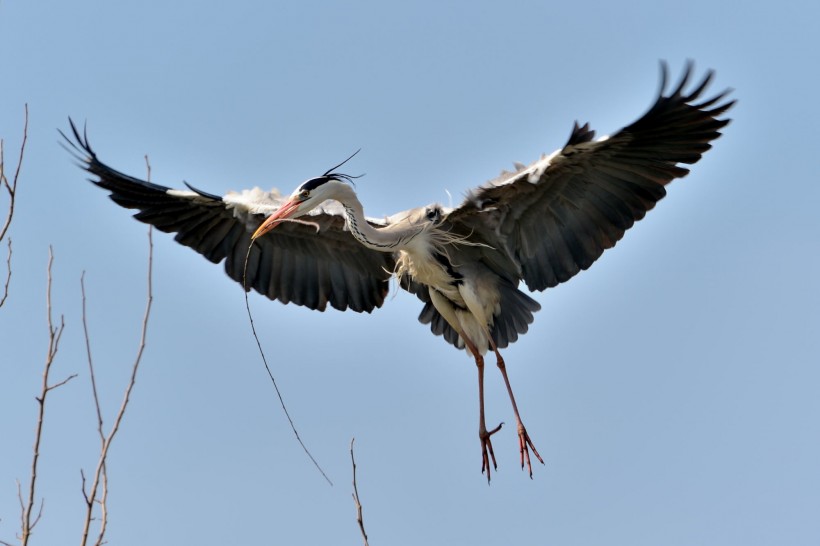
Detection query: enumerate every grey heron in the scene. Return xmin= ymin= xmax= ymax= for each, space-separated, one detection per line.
xmin=64 ymin=62 xmax=733 ymax=481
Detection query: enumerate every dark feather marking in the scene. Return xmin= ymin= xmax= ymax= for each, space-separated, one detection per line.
xmin=64 ymin=120 xmax=394 ymax=313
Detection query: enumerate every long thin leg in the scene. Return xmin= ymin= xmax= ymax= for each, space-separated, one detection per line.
xmin=462 ymin=336 xmax=503 ymax=482
xmin=489 ymin=338 xmax=544 ymax=478
xmin=425 ymin=290 xmax=503 ymax=481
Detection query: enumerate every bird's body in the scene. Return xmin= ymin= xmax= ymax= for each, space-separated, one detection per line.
xmin=64 ymin=62 xmax=733 ymax=480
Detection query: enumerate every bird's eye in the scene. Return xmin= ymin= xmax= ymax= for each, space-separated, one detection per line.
xmin=426 ymin=208 xmax=439 ymax=221
xmin=299 ymin=189 xmax=310 ymax=200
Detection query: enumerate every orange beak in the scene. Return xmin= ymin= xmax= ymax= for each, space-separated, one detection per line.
xmin=251 ymin=198 xmax=302 ymax=239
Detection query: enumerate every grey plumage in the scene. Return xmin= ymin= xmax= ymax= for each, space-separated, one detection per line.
xmin=63 ymin=61 xmax=732 ymax=346
xmin=64 ymin=61 xmax=733 ymax=480
xmin=413 ymin=61 xmax=733 ymax=348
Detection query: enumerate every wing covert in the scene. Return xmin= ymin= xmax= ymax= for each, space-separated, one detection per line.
xmin=445 ymin=62 xmax=734 ymax=292
xmin=63 ymin=120 xmax=394 ymax=313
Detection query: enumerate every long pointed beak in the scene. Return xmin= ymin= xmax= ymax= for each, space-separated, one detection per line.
xmin=252 ymin=198 xmax=301 ymax=239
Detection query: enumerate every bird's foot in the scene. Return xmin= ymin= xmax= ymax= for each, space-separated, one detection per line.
xmin=517 ymin=422 xmax=544 ymax=478
xmin=480 ymin=422 xmax=503 ymax=483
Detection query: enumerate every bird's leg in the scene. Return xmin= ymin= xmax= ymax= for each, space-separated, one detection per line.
xmin=489 ymin=339 xmax=544 ymax=478
xmin=463 ymin=336 xmax=503 ymax=482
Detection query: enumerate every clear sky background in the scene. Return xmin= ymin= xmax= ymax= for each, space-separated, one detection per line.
xmin=2 ymin=1 xmax=819 ymax=545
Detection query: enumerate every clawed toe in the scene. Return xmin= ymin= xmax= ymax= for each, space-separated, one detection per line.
xmin=517 ymin=422 xmax=544 ymax=478
xmin=480 ymin=422 xmax=503 ymax=482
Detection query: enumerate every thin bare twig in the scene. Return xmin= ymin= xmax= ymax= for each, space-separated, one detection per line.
xmin=350 ymin=438 xmax=369 ymax=546
xmin=80 ymin=227 xmax=153 ymax=546
xmin=0 ymin=104 xmax=28 ymax=242
xmin=1 ymin=239 xmax=11 ymax=309
xmin=144 ymin=154 xmax=151 ymax=181
xmin=18 ymin=247 xmax=75 ymax=546
xmin=0 ymin=104 xmax=28 ymax=308
xmin=80 ymin=272 xmax=104 ymax=433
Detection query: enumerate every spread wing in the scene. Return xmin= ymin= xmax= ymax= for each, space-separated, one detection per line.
xmin=63 ymin=121 xmax=394 ymax=313
xmin=445 ymin=61 xmax=734 ymax=292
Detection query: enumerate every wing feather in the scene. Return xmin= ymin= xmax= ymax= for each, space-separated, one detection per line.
xmin=445 ymin=62 xmax=734 ymax=292
xmin=63 ymin=121 xmax=394 ymax=313
xmin=410 ymin=63 xmax=733 ymax=348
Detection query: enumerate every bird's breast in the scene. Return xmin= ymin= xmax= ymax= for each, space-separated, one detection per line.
xmin=397 ymin=248 xmax=464 ymax=304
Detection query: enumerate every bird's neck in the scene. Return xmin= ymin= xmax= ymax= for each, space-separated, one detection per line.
xmin=337 ymin=194 xmax=420 ymax=252
xmin=341 ymin=200 xmax=395 ymax=251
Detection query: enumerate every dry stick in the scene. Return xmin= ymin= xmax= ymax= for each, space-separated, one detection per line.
xmin=1 ymin=239 xmax=10 ymax=309
xmin=350 ymin=438 xmax=369 ymax=546
xmin=0 ymin=104 xmax=28 ymax=309
xmin=242 ymin=242 xmax=332 ymax=486
xmin=81 ymin=272 xmax=104 ymax=432
xmin=79 ymin=227 xmax=154 ymax=546
xmin=18 ymin=247 xmax=75 ymax=546
xmin=79 ymin=272 xmax=107 ymax=545
xmin=144 ymin=154 xmax=151 ymax=182
xmin=0 ymin=103 xmax=28 ymax=244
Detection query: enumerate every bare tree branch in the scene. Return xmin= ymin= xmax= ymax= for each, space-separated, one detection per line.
xmin=79 ymin=224 xmax=154 ymax=546
xmin=0 ymin=104 xmax=28 ymax=308
xmin=144 ymin=154 xmax=151 ymax=181
xmin=350 ymin=438 xmax=370 ymax=546
xmin=17 ymin=247 xmax=75 ymax=546
xmin=1 ymin=239 xmax=11 ymax=309
xmin=80 ymin=271 xmax=104 ymax=435
xmin=0 ymin=104 xmax=27 ymax=242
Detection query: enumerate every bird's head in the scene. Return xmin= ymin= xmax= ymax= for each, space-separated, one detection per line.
xmin=252 ymin=152 xmax=361 ymax=240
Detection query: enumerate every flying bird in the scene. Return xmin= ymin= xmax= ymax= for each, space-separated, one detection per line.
xmin=63 ymin=62 xmax=733 ymax=481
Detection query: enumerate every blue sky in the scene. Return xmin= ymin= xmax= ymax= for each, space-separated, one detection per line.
xmin=2 ymin=1 xmax=819 ymax=544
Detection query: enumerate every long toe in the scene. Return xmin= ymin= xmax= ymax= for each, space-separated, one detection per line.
xmin=518 ymin=423 xmax=544 ymax=478
xmin=480 ymin=422 xmax=503 ymax=482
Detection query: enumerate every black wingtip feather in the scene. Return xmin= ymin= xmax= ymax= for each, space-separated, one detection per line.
xmin=686 ymin=68 xmax=715 ymax=102
xmin=58 ymin=117 xmax=93 ymax=165
xmin=658 ymin=60 xmax=669 ymax=98
xmin=565 ymin=121 xmax=596 ymax=148
xmin=670 ymin=59 xmax=696 ymax=97
xmin=183 ymin=181 xmax=222 ymax=201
